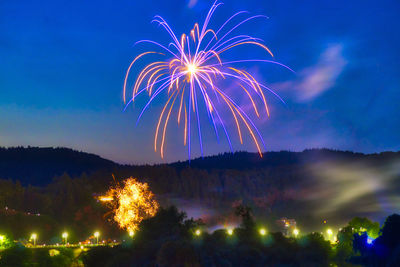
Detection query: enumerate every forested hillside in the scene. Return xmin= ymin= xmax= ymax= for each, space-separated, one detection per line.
xmin=0 ymin=147 xmax=399 ymax=239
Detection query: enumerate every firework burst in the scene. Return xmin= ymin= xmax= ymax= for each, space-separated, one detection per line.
xmin=123 ymin=1 xmax=292 ymax=159
xmin=100 ymin=177 xmax=159 ymax=232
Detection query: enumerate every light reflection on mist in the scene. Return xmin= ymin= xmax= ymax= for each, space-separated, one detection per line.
xmin=163 ymin=198 xmax=216 ymax=221
xmin=305 ymin=159 xmax=400 ymax=220
xmin=161 ymin=197 xmax=242 ymax=231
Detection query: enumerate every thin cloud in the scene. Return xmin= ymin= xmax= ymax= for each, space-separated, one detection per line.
xmin=278 ymin=44 xmax=347 ymax=102
xmin=188 ymin=0 xmax=198 ymax=8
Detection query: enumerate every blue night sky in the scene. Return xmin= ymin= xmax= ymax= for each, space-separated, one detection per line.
xmin=0 ymin=0 xmax=399 ymax=164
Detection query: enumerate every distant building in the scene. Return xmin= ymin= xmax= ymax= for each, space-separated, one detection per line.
xmin=276 ymin=217 xmax=297 ymax=236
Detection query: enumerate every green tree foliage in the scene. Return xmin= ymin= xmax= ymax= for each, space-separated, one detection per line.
xmin=0 ymin=234 xmax=12 ymax=249
xmin=335 ymin=217 xmax=380 ymax=264
xmin=346 ymin=214 xmax=400 ymax=266
xmin=348 ymin=217 xmax=380 ymax=238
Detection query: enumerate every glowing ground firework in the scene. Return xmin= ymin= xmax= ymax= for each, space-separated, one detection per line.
xmin=100 ymin=177 xmax=159 ymax=232
xmin=123 ymin=1 xmax=292 ymax=159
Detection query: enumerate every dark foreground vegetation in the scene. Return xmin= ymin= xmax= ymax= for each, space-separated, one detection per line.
xmin=1 ymin=206 xmax=400 ymax=266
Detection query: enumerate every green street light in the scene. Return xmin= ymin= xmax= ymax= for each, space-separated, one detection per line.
xmin=30 ymin=233 xmax=37 ymax=247
xmin=259 ymin=228 xmax=267 ymax=236
xmin=227 ymin=229 xmax=233 ymax=236
xmin=327 ymin=229 xmax=333 ymax=241
xmin=94 ymin=231 xmax=100 ymax=245
xmin=293 ymin=228 xmax=299 ymax=238
xmin=62 ymin=232 xmax=68 ymax=245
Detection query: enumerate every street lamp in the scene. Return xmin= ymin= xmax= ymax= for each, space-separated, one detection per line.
xmin=259 ymin=228 xmax=267 ymax=236
xmin=293 ymin=228 xmax=299 ymax=238
xmin=195 ymin=229 xmax=201 ymax=236
xmin=94 ymin=231 xmax=100 ymax=245
xmin=227 ymin=229 xmax=233 ymax=236
xmin=30 ymin=233 xmax=37 ymax=247
xmin=327 ymin=229 xmax=333 ymax=241
xmin=62 ymin=232 xmax=68 ymax=245
xmin=129 ymin=231 xmax=135 ymax=237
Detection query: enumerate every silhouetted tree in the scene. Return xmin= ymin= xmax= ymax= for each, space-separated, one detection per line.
xmin=234 ymin=204 xmax=255 ymax=231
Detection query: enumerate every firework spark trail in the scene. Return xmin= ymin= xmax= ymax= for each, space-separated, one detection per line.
xmin=123 ymin=0 xmax=292 ymax=159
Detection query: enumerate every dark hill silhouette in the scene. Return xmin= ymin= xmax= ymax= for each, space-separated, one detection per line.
xmin=0 ymin=147 xmax=117 ymax=185
xmin=169 ymin=149 xmax=371 ymax=170
xmin=1 ymin=146 xmax=398 ymax=187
